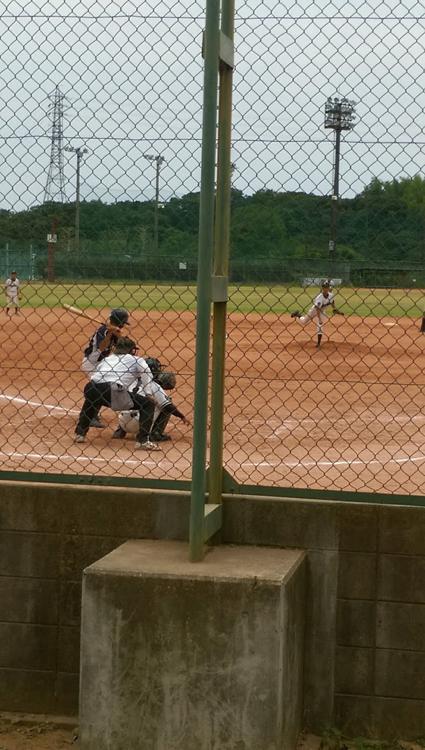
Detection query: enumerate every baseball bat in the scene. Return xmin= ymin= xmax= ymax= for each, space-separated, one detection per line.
xmin=62 ymin=304 xmax=105 ymax=326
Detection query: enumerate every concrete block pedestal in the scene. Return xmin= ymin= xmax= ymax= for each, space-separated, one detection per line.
xmin=79 ymin=540 xmax=306 ymax=750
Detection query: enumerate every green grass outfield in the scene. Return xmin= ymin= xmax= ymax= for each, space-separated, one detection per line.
xmin=18 ymin=282 xmax=425 ymax=318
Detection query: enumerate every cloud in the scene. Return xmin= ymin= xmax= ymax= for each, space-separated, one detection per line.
xmin=0 ymin=0 xmax=423 ymax=210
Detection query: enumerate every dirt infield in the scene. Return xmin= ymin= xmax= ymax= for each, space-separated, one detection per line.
xmin=0 ymin=713 xmax=74 ymax=749
xmin=1 ymin=307 xmax=425 ymax=495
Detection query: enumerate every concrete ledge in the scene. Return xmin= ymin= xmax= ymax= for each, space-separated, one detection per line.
xmin=79 ymin=540 xmax=306 ymax=750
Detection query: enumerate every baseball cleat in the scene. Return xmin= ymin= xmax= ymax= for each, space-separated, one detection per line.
xmin=74 ymin=434 xmax=85 ymax=443
xmin=290 ymin=311 xmax=300 ymax=318
xmin=135 ymin=440 xmax=161 ymax=451
xmin=151 ymin=433 xmax=172 ymax=442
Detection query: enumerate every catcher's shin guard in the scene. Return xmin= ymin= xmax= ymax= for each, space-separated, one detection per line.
xmin=151 ymin=409 xmax=171 ymax=439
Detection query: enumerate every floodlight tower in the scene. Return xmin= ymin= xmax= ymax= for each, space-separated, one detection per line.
xmin=324 ymin=96 xmax=355 ymax=262
xmin=142 ymin=153 xmax=165 ymax=252
xmin=65 ymin=146 xmax=88 ymax=252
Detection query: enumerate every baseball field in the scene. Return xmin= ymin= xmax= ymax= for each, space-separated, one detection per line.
xmin=1 ymin=282 xmax=425 ymax=495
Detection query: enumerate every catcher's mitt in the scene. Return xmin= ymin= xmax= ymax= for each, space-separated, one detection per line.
xmin=155 ymin=370 xmax=177 ymax=391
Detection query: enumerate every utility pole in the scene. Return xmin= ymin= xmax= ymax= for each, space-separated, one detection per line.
xmin=65 ymin=146 xmax=88 ymax=252
xmin=324 ymin=97 xmax=356 ymax=264
xmin=44 ymin=86 xmax=67 ymax=203
xmin=142 ymin=154 xmax=165 ymax=252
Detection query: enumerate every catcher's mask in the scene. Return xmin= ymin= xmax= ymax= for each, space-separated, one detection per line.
xmin=114 ymin=337 xmax=138 ymax=355
xmin=110 ymin=308 xmax=129 ymax=327
xmin=145 ymin=357 xmax=162 ymax=376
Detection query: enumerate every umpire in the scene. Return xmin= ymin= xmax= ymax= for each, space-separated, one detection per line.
xmin=75 ymin=337 xmax=159 ymax=450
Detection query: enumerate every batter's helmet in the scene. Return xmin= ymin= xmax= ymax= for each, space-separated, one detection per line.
xmin=110 ymin=308 xmax=129 ymax=326
xmin=114 ymin=337 xmax=138 ymax=354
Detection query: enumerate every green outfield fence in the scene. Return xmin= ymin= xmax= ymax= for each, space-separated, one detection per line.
xmin=1 ymin=0 xmax=425 ymax=513
xmin=3 ymin=249 xmax=425 ymax=288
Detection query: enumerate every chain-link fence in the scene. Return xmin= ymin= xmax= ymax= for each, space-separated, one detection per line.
xmin=1 ymin=1 xmax=425 ymax=494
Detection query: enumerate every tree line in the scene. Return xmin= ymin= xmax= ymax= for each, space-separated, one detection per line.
xmin=0 ymin=175 xmax=423 ymax=267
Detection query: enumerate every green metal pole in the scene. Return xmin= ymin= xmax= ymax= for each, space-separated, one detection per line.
xmin=189 ymin=0 xmax=220 ymax=562
xmin=209 ymin=0 xmax=234 ymax=505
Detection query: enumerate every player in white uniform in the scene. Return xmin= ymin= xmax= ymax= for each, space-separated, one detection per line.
xmin=4 ymin=271 xmax=20 ymax=315
xmin=74 ymin=337 xmax=190 ymax=449
xmin=290 ymin=280 xmax=344 ymax=348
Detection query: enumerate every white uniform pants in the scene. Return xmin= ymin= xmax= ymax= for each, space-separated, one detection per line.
xmin=297 ymin=307 xmax=328 ymax=335
xmin=6 ymin=294 xmax=19 ymax=307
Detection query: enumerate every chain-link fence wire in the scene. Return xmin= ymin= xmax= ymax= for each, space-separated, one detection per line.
xmin=1 ymin=1 xmax=425 ymax=492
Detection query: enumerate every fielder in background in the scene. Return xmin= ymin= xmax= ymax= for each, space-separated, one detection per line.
xmin=74 ymin=337 xmax=190 ymax=450
xmin=4 ymin=270 xmax=21 ymax=315
xmin=81 ymin=307 xmax=129 ymax=428
xmin=290 ymin=279 xmax=344 ymax=348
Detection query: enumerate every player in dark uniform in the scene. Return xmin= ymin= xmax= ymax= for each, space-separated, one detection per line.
xmin=81 ymin=308 xmax=129 ymax=427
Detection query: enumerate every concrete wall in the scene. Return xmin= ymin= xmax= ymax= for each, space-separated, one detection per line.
xmin=79 ymin=541 xmax=306 ymax=750
xmin=0 ymin=481 xmax=188 ymax=715
xmin=223 ymin=497 xmax=425 ymax=739
xmin=1 ymin=479 xmax=425 ymax=738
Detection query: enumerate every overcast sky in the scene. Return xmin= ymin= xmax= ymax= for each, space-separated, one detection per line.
xmin=0 ymin=0 xmax=424 ymax=210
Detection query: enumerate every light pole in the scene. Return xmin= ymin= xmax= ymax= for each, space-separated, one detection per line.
xmin=66 ymin=146 xmax=88 ymax=252
xmin=324 ymin=97 xmax=355 ymax=264
xmin=47 ymin=217 xmax=58 ymax=282
xmin=142 ymin=153 xmax=165 ymax=252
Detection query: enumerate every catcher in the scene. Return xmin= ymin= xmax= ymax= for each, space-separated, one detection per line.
xmin=290 ymin=279 xmax=344 ymax=348
xmin=75 ymin=338 xmax=189 ymax=449
xmin=112 ymin=356 xmax=180 ymax=442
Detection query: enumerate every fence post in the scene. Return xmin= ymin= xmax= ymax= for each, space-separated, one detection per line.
xmin=209 ymin=0 xmax=235 ymax=506
xmin=189 ymin=0 xmax=221 ymax=562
